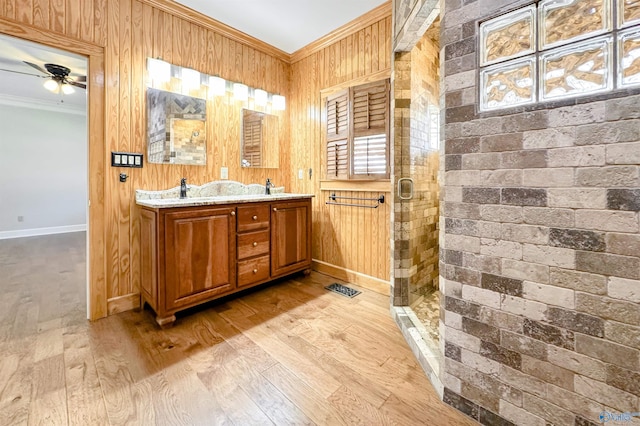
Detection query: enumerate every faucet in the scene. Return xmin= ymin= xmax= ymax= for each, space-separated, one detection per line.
xmin=180 ymin=178 xmax=188 ymax=199
xmin=265 ymin=178 xmax=273 ymax=195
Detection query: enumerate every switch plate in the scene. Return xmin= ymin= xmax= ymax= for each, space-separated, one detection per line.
xmin=111 ymin=152 xmax=143 ymax=168
xmin=221 ymin=167 xmax=229 ymax=180
xmin=298 ymin=169 xmax=304 ymax=179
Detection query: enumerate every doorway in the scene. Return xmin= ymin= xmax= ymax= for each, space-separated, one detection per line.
xmin=391 ymin=18 xmax=443 ymax=392
xmin=0 ymin=33 xmax=88 ymax=320
xmin=0 ymin=23 xmax=106 ymax=320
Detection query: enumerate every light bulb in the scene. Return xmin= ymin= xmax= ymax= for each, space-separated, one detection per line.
xmin=233 ymin=83 xmax=248 ymax=101
xmin=209 ymin=76 xmax=226 ymax=96
xmin=61 ymin=84 xmax=75 ymax=95
xmin=44 ymin=79 xmax=59 ymax=92
xmin=254 ymin=89 xmax=267 ymax=106
xmin=272 ymin=94 xmax=286 ymax=110
xmin=181 ymin=67 xmax=200 ymax=90
xmin=147 ymin=58 xmax=171 ymax=82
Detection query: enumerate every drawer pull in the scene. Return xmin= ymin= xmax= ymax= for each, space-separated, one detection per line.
xmin=253 ymin=242 xmax=258 ymax=247
xmin=273 ymin=207 xmax=277 ymax=211
xmin=252 ymin=215 xmax=258 ymax=220
xmin=253 ymin=269 xmax=258 ymax=274
xmin=230 ymin=211 xmax=236 ymax=216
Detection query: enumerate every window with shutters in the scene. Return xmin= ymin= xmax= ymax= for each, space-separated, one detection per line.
xmin=325 ymin=79 xmax=390 ymax=180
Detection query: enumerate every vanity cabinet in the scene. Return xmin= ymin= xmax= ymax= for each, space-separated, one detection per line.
xmin=139 ymin=197 xmax=312 ymax=327
xmin=271 ymin=200 xmax=312 ymax=278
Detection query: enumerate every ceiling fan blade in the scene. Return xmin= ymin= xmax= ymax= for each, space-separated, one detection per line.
xmin=74 ymin=75 xmax=87 ymax=82
xmin=67 ymin=80 xmax=87 ymax=89
xmin=0 ymin=68 xmax=45 ymax=78
xmin=23 ymin=61 xmax=49 ymax=75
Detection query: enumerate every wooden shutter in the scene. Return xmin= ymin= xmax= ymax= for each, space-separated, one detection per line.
xmin=351 ymin=79 xmax=389 ymax=178
xmin=326 ymin=89 xmax=349 ymax=179
xmin=242 ymin=117 xmax=262 ymax=167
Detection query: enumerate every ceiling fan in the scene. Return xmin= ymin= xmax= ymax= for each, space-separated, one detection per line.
xmin=0 ymin=61 xmax=86 ymax=94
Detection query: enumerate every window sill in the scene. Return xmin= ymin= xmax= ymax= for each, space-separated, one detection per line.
xmin=320 ymin=180 xmax=391 ymax=193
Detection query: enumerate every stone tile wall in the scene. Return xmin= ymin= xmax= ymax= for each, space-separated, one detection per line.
xmin=392 ymin=24 xmax=441 ymax=306
xmin=441 ymin=1 xmax=640 ymax=425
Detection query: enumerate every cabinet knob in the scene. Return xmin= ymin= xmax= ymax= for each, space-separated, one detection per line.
xmin=253 ymin=269 xmax=258 ymax=274
xmin=253 ymin=242 xmax=258 ymax=247
xmin=252 ymin=215 xmax=258 ymax=220
xmin=273 ymin=207 xmax=277 ymax=211
xmin=230 ymin=211 xmax=235 ymax=216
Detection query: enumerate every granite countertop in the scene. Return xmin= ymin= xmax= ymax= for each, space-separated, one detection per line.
xmin=136 ymin=193 xmax=314 ymax=208
xmin=135 ymin=180 xmax=313 ymax=209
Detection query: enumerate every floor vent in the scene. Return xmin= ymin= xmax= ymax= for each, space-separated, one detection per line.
xmin=325 ymin=283 xmax=361 ymax=298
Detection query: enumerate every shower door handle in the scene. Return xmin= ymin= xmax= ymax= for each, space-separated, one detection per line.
xmin=397 ymin=177 xmax=414 ymax=200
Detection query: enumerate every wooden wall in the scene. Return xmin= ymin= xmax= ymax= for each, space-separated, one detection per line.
xmin=0 ymin=0 xmax=393 ymax=317
xmin=0 ymin=0 xmax=291 ymax=317
xmin=289 ymin=4 xmax=393 ymax=289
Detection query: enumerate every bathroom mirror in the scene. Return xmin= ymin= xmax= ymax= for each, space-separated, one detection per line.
xmin=241 ymin=109 xmax=280 ymax=168
xmin=147 ymin=87 xmax=207 ymax=165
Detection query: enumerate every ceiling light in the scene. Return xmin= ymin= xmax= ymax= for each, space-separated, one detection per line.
xmin=147 ymin=58 xmax=170 ymax=82
xmin=181 ymin=67 xmax=201 ymax=90
xmin=272 ymin=94 xmax=286 ymax=110
xmin=43 ymin=79 xmax=59 ymax=92
xmin=209 ymin=76 xmax=226 ymax=96
xmin=254 ymin=89 xmax=267 ymax=106
xmin=61 ymin=84 xmax=75 ymax=95
xmin=233 ymin=83 xmax=248 ymax=101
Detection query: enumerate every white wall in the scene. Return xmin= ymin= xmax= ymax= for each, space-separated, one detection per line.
xmin=0 ymin=98 xmax=87 ymax=238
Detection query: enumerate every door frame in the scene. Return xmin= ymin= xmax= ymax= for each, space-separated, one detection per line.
xmin=0 ymin=18 xmax=107 ymax=320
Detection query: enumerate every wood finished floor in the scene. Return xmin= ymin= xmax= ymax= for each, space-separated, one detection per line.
xmin=0 ymin=232 xmax=476 ymax=425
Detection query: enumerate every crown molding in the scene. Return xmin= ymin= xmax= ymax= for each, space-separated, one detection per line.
xmin=139 ymin=0 xmax=291 ymax=63
xmin=290 ymin=1 xmax=392 ymax=63
xmin=0 ymin=93 xmax=86 ymax=115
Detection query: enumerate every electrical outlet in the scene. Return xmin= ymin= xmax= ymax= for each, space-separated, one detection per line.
xmin=298 ymin=169 xmax=304 ymax=179
xmin=17 ymin=216 xmax=24 ymax=222
xmin=220 ymin=167 xmax=229 ymax=180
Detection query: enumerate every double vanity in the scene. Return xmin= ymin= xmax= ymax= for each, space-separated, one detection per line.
xmin=136 ymin=181 xmax=313 ymax=327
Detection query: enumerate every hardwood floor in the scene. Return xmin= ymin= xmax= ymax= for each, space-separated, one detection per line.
xmin=0 ymin=233 xmax=476 ymax=425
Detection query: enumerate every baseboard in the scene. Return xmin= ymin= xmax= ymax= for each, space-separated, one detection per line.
xmin=0 ymin=224 xmax=87 ymax=240
xmin=107 ymin=293 xmax=140 ymax=315
xmin=312 ymin=259 xmax=390 ymax=295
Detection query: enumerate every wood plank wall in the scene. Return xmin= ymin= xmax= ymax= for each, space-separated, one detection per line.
xmin=289 ymin=4 xmax=393 ymax=287
xmin=1 ymin=0 xmax=392 ymax=316
xmin=0 ymin=0 xmax=291 ymax=316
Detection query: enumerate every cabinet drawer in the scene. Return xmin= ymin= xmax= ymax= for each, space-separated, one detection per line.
xmin=238 ymin=230 xmax=270 ymax=260
xmin=237 ymin=204 xmax=270 ymax=232
xmin=237 ymin=255 xmax=270 ymax=287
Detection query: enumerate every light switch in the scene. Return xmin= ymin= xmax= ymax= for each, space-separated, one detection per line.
xmin=298 ymin=169 xmax=304 ymax=179
xmin=221 ymin=167 xmax=229 ymax=179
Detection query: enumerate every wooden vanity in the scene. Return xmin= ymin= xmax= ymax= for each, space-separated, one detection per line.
xmin=138 ymin=195 xmax=312 ymax=327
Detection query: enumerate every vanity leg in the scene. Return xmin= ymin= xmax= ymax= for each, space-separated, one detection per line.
xmin=156 ymin=315 xmax=176 ymax=328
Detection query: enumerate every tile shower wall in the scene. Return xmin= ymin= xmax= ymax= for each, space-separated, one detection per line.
xmin=392 ymin=24 xmax=441 ymax=306
xmin=441 ymin=1 xmax=640 ymax=425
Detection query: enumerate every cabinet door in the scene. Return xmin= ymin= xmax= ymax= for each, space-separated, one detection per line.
xmin=164 ymin=207 xmax=236 ymax=310
xmin=271 ymin=200 xmax=312 ymax=277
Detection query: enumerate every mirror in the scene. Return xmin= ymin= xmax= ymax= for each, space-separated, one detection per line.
xmin=147 ymin=87 xmax=207 ymax=165
xmin=241 ymin=109 xmax=280 ymax=168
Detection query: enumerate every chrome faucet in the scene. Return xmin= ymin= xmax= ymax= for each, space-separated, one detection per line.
xmin=180 ymin=178 xmax=188 ymax=199
xmin=265 ymin=178 xmax=273 ymax=195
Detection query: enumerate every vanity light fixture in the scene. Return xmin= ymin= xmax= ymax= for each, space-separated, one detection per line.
xmin=272 ymin=94 xmax=286 ymax=110
xmin=147 ymin=58 xmax=171 ymax=83
xmin=181 ymin=67 xmax=201 ymax=91
xmin=254 ymin=89 xmax=268 ymax=106
xmin=233 ymin=83 xmax=248 ymax=101
xmin=209 ymin=75 xmax=226 ymax=96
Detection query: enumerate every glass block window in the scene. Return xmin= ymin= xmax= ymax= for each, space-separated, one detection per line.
xmin=480 ymin=0 xmax=640 ymax=111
